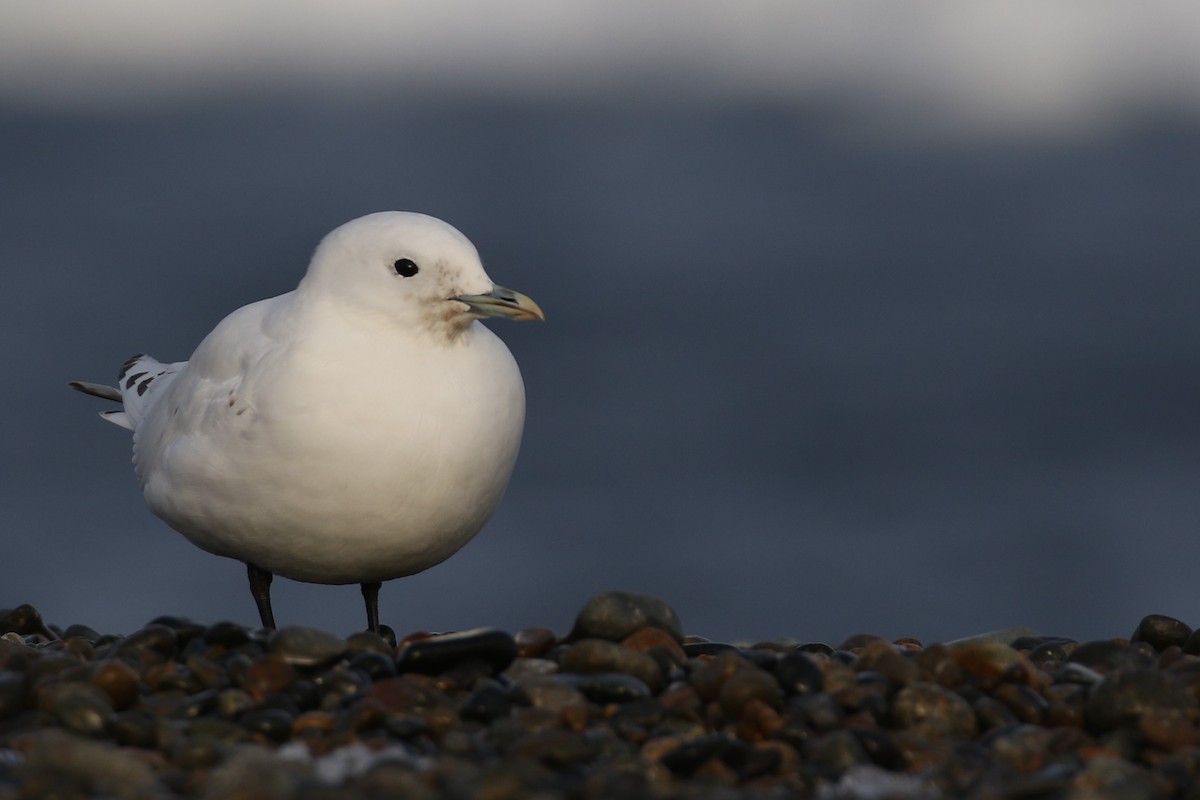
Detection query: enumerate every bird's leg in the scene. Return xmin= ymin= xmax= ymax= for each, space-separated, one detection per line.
xmin=247 ymin=563 xmax=276 ymax=629
xmin=361 ymin=581 xmax=382 ymax=634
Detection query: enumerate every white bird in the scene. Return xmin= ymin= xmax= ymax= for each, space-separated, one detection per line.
xmin=70 ymin=212 xmax=543 ymax=633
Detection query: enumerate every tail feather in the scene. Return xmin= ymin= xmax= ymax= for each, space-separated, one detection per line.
xmin=67 ymin=381 xmax=122 ymax=402
xmin=70 ymin=353 xmax=182 ymax=431
xmin=99 ymin=410 xmax=134 ymax=431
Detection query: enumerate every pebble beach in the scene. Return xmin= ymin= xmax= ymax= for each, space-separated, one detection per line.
xmin=0 ymin=591 xmax=1197 ymax=799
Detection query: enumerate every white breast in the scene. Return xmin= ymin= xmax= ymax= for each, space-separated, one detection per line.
xmin=134 ymin=306 xmax=526 ymax=585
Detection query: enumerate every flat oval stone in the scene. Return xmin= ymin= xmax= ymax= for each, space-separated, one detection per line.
xmin=395 ymin=628 xmax=517 ymax=675
xmin=53 ymin=692 xmax=112 ymax=735
xmin=557 ymin=672 xmax=651 ymax=703
xmin=268 ymin=626 xmax=348 ymax=667
xmin=569 ymin=592 xmax=684 ymax=643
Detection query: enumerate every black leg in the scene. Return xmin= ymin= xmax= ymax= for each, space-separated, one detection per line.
xmin=361 ymin=581 xmax=381 ymax=633
xmin=247 ymin=563 xmax=276 ymax=629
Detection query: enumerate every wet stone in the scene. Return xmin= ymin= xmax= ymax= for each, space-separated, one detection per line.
xmin=854 ymin=729 xmax=905 ymax=771
xmin=658 ymin=733 xmax=733 ymax=776
xmin=242 ymin=653 xmax=298 ymax=699
xmin=0 ymin=605 xmax=55 ymax=638
xmin=774 ymin=651 xmax=824 ymax=696
xmin=1087 ymin=669 xmax=1199 ymax=731
xmin=91 ymin=658 xmax=140 ymax=709
xmin=460 ymin=680 xmax=513 ymax=723
xmin=557 ymin=672 xmax=652 ymax=703
xmin=892 ymin=682 xmax=978 ymax=739
xmin=172 ymin=688 xmax=219 ymax=719
xmin=203 ymin=620 xmax=251 ymax=647
xmin=514 ymin=627 xmax=558 ymax=659
xmin=168 ymin=735 xmax=225 ymax=769
xmin=106 ymin=709 xmax=159 ymax=748
xmin=60 ymin=624 xmax=102 ymax=643
xmin=269 ymin=626 xmax=349 ymax=667
xmin=52 ymin=692 xmax=112 ymax=735
xmin=348 ymin=650 xmax=397 ymax=681
xmin=993 ymin=682 xmax=1049 ymax=724
xmin=509 ymin=728 xmax=601 ymax=766
xmin=0 ymin=670 xmax=27 ymax=719
xmin=569 ymin=591 xmax=684 ymax=643
xmin=217 ymin=688 xmax=255 ymax=719
xmin=1068 ymin=640 xmax=1154 ymax=672
xmin=622 ymin=627 xmax=687 ymax=663
xmin=1131 ymin=614 xmax=1192 ymax=652
xmin=118 ymin=624 xmax=179 ymax=659
xmin=789 ymin=692 xmax=844 ymax=731
xmin=147 ymin=616 xmax=207 ymax=643
xmin=683 ymin=641 xmax=740 ymax=658
xmin=855 ymin=641 xmax=920 ymax=689
xmin=560 ymin=638 xmax=663 ymax=692
xmin=718 ymin=667 xmax=782 ymax=720
xmin=239 ymin=708 xmax=296 ymax=743
xmin=690 ymin=651 xmax=756 ymax=701
xmin=345 ymin=630 xmax=392 ymax=655
xmin=396 ymin=628 xmax=517 ymax=675
xmin=1139 ymin=708 xmax=1195 ymax=750
xmin=806 ymin=729 xmax=869 ymax=773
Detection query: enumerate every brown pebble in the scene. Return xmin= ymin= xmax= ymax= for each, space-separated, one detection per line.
xmin=242 ymin=654 xmax=297 ymax=700
xmin=690 ymin=652 xmax=754 ymax=701
xmin=915 ymin=643 xmax=964 ymax=688
xmin=621 ymin=627 xmax=686 ymax=662
xmin=856 ymin=640 xmax=920 ymax=688
xmin=514 ymin=627 xmax=558 ymax=658
xmin=560 ymin=638 xmax=663 ymax=692
xmin=718 ymin=668 xmax=782 ymax=720
xmin=949 ymin=641 xmax=1036 ymax=687
xmin=292 ymin=710 xmax=334 ymax=738
xmin=1140 ymin=708 xmax=1196 ymax=751
xmin=838 ymin=633 xmax=886 ymax=652
xmin=892 ymin=681 xmax=977 ymax=739
xmin=735 ymin=698 xmax=783 ymax=742
xmin=90 ymin=659 xmax=140 ymax=710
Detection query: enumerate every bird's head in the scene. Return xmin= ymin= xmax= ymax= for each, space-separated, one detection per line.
xmin=299 ymin=211 xmax=543 ymax=340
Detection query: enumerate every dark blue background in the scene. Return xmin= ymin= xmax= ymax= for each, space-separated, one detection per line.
xmin=3 ymin=87 xmax=1198 ymax=644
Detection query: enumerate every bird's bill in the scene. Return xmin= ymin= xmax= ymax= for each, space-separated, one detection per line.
xmin=455 ymin=285 xmax=545 ymax=321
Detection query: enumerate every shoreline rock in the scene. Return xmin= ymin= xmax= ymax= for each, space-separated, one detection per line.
xmin=0 ymin=596 xmax=1196 ymax=798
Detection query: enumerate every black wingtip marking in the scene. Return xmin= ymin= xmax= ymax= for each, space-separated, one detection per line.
xmin=124 ymin=371 xmax=147 ymax=389
xmin=118 ymin=354 xmax=146 ymax=381
xmin=136 ymin=377 xmax=153 ymax=396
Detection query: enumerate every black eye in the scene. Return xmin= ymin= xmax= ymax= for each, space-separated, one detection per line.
xmin=392 ymin=258 xmax=419 ymax=277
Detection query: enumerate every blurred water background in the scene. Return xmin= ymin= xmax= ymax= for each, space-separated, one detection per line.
xmin=3 ymin=2 xmax=1199 ymax=644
